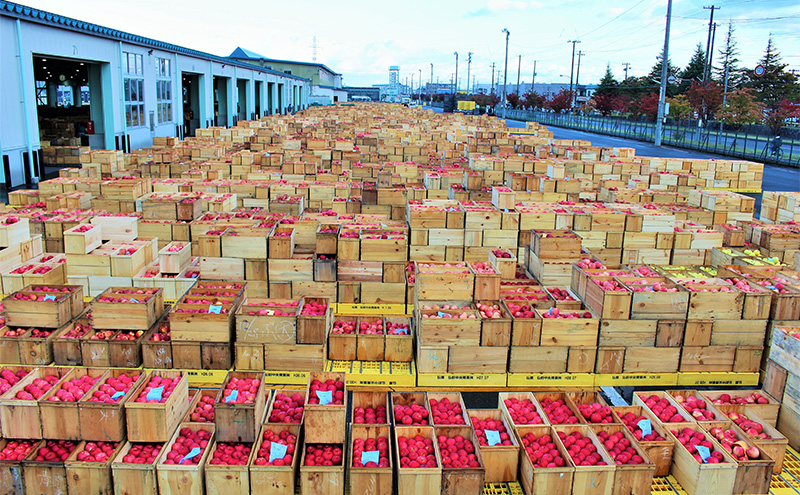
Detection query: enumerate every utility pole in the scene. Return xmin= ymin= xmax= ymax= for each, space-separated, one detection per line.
xmin=430 ymin=63 xmax=434 ymax=99
xmin=622 ymin=62 xmax=631 ymax=81
xmin=501 ymin=28 xmax=510 ymax=118
xmin=567 ymin=40 xmax=581 ymax=109
xmin=575 ymin=51 xmax=584 ymax=107
xmin=655 ymin=0 xmax=673 ymax=147
xmin=453 ymin=52 xmax=459 ymax=94
xmin=516 ymin=55 xmax=522 ymax=95
xmin=707 ymin=22 xmax=718 ymax=83
xmin=703 ymin=5 xmax=720 ymax=82
xmin=531 ymin=60 xmax=537 ymax=93
xmin=490 ymin=62 xmax=496 ymax=94
xmin=466 ymin=52 xmax=472 ymax=96
xmin=419 ymin=68 xmax=422 ymax=102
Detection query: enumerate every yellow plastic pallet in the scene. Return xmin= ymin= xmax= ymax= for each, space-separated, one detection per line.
xmin=326 ymin=359 xmax=416 ymax=388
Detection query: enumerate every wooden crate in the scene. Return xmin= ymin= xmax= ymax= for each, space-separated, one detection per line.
xmin=552 ymin=424 xmax=616 ymax=495
xmin=81 ymin=329 xmax=113 ymax=367
xmin=536 ymin=309 xmax=599 ymax=347
xmin=63 ymin=223 xmax=102 ymax=254
xmin=39 ymin=367 xmax=109 ymax=440
xmin=665 ymin=424 xmax=737 ymax=495
xmin=91 ymin=287 xmax=165 ymax=330
xmin=0 ymin=437 xmax=30 ymax=495
xmin=715 ymin=404 xmax=788 ymax=474
xmin=21 ymin=443 xmax=71 ymax=495
xmin=268 ymin=228 xmax=295 ymax=259
xmin=79 ymin=369 xmax=147 ymax=442
xmin=416 ymin=306 xmax=481 ymax=346
xmin=698 ymin=420 xmax=775 ymax=494
xmin=632 ymin=391 xmax=695 ymax=424
xmin=471 ymin=263 xmax=501 ymax=301
xmin=349 ymin=424 xmax=392 ymax=495
xmin=328 ymin=316 xmax=357 ymax=361
xmin=436 ymin=425 xmax=485 ymax=495
xmin=125 ymin=370 xmax=189 ymax=443
xmin=508 ymin=346 xmax=568 ymax=373
xmin=680 ymin=346 xmax=736 ymax=372
xmin=214 ymin=371 xmax=268 ymax=443
xmin=350 ymin=391 xmax=389 ymax=426
xmin=296 ymin=297 xmax=331 ymax=344
xmin=304 ymin=372 xmax=346 ymax=444
xmin=0 ymin=367 xmax=69 ymax=439
xmin=391 ymin=392 xmax=433 ymax=426
xmin=394 ymin=426 xmax=442 ymax=495
xmin=172 ymin=341 xmax=232 ymax=370
xmin=52 ymin=319 xmax=91 ymax=366
xmin=468 ymin=408 xmax=519 ymax=482
xmin=171 ymin=296 xmax=239 ymax=343
xmin=156 ymin=423 xmax=215 ymax=495
xmin=488 ymin=249 xmax=517 ymax=280
xmin=142 ymin=318 xmax=173 ymax=369
xmin=514 ymin=425 xmax=574 ymax=495
xmin=262 ymin=343 xmax=325 ymax=371
xmin=427 ymin=392 xmax=470 ymax=426
xmin=235 ymin=298 xmax=298 ymax=344
xmin=384 ymin=316 xmax=413 ymax=362
xmin=583 ymin=276 xmax=632 ymax=319
xmin=699 ymin=390 xmax=780 ymax=427
xmin=65 ymin=440 xmax=125 ymax=495
xmin=4 ymin=286 xmax=80 ymax=328
xmin=680 ymin=281 xmax=744 ymax=319
xmin=204 ymin=440 xmax=253 ymax=495
xmin=589 ymin=424 xmax=655 ymax=495
xmin=476 ymin=301 xmax=512 ymax=347
xmin=610 ymin=405 xmax=674 ymax=477
xmin=17 ymin=326 xmax=58 ymax=366
xmin=531 ymin=230 xmax=581 ymax=260
xmin=617 ymin=276 xmax=689 ymax=319
xmin=356 ymin=316 xmax=385 ymax=361
xmin=248 ymin=423 xmax=301 ymax=495
xmin=298 ymin=443 xmax=345 ymax=495
xmin=159 ymin=242 xmax=191 ymax=274
xmin=415 ymin=262 xmax=475 ymax=301
xmin=499 ymin=392 xmax=550 ymax=426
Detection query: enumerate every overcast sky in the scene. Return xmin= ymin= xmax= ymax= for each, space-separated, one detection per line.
xmin=22 ymin=0 xmax=800 ymax=89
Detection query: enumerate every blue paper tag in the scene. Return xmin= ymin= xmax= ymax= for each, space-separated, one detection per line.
xmin=179 ymin=447 xmax=202 ymax=464
xmin=637 ymin=419 xmax=652 ymax=436
xmin=437 ymin=311 xmax=448 ymax=318
xmin=208 ymin=304 xmax=222 ymax=314
xmin=145 ymin=386 xmax=164 ymax=402
xmin=316 ymin=389 xmax=333 ymax=405
xmin=485 ymin=430 xmax=502 ymax=446
xmin=696 ymin=445 xmax=711 ymax=462
xmin=111 ymin=391 xmax=125 ymax=401
xmin=269 ymin=442 xmax=287 ymax=463
xmin=43 ymin=294 xmax=56 ymax=302
xmin=361 ymin=450 xmax=380 ymax=465
xmin=225 ymin=390 xmax=239 ymax=403
xmin=396 ymin=326 xmax=409 ymax=335
xmin=130 ymin=298 xmax=139 ymax=303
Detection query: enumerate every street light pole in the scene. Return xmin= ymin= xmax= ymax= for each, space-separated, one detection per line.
xmin=454 ymin=52 xmax=459 ymax=95
xmin=516 ymin=54 xmax=521 ymax=95
xmin=466 ymin=52 xmax=472 ymax=95
xmin=501 ymin=28 xmax=510 ymax=118
xmin=567 ymin=40 xmax=581 ymax=109
xmin=430 ymin=63 xmax=434 ymax=100
xmin=419 ymin=69 xmax=422 ymax=102
xmin=655 ymin=0 xmax=673 ymax=147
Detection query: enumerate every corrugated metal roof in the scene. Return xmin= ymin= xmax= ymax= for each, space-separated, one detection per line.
xmin=0 ymin=1 xmax=310 ymax=82
xmin=229 ymin=46 xmax=342 ymax=76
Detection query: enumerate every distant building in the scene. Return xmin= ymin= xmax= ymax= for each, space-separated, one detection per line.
xmin=343 ymin=87 xmax=381 ymax=102
xmin=229 ymin=48 xmax=347 ymax=105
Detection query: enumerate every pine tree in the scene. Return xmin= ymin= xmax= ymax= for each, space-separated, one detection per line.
xmin=648 ymin=53 xmax=679 ymax=97
xmin=595 ymin=64 xmax=619 ymax=96
xmin=679 ymin=44 xmax=706 ymax=94
xmin=714 ymin=21 xmax=742 ymax=90
xmin=746 ymin=36 xmax=799 ymax=104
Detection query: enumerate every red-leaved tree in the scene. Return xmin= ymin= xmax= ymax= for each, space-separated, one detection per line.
xmin=591 ymin=94 xmax=621 ymax=116
xmin=506 ymin=93 xmax=520 ymax=109
xmin=547 ymin=89 xmax=574 ymax=114
xmin=628 ymin=93 xmax=660 ymax=121
xmin=763 ymin=99 xmax=800 ymax=135
xmin=522 ymin=91 xmax=547 ymax=110
xmin=687 ymin=81 xmax=724 ymax=123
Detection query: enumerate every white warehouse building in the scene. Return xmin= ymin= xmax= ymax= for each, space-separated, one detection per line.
xmin=0 ymin=1 xmax=312 ymax=188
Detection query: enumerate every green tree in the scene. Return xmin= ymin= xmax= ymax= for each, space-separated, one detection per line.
xmin=718 ymin=88 xmax=763 ymax=127
xmin=667 ymin=95 xmax=692 ymax=124
xmin=648 ymin=54 xmax=680 ymax=97
xmin=746 ymin=36 xmax=800 ymax=105
xmin=618 ymin=76 xmax=652 ymax=100
xmin=595 ymin=64 xmax=619 ymax=96
xmin=679 ymin=44 xmax=706 ymax=94
xmin=714 ymin=20 xmax=743 ymax=90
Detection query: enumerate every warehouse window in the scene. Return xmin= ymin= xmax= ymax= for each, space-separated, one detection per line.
xmin=35 ymin=80 xmax=47 ymax=106
xmin=156 ymin=57 xmax=172 ymax=124
xmin=124 ymin=52 xmax=145 ymax=127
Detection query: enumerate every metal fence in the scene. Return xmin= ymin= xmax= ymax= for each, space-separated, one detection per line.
xmin=505 ymin=109 xmax=800 ymax=168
